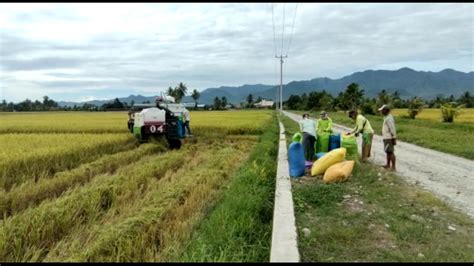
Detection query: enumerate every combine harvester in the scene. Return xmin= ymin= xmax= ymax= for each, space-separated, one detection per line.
xmin=127 ymin=95 xmax=187 ymax=149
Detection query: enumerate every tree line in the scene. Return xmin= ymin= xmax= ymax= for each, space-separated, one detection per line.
xmin=1 ymin=82 xmax=206 ymax=112
xmin=0 ymin=96 xmax=133 ymax=112
xmin=2 ymin=82 xmax=472 ymax=118
xmin=282 ymin=83 xmax=473 ymax=122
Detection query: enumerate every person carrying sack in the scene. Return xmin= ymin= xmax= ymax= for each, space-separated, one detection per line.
xmin=346 ymin=109 xmax=374 ymax=162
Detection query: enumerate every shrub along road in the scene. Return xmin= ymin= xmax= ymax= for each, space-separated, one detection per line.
xmin=282 ymin=110 xmax=474 ymax=219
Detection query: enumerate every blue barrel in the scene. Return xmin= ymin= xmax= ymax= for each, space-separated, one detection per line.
xmin=329 ymin=133 xmax=341 ymax=151
xmin=288 ymin=141 xmax=305 ymax=178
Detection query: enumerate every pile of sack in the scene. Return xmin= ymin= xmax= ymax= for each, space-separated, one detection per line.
xmin=288 ymin=132 xmax=357 ymax=184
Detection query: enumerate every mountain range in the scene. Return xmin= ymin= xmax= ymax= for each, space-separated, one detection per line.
xmin=58 ymin=67 xmax=473 ymax=107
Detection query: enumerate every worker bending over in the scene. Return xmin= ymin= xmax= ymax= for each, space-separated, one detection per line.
xmin=346 ymin=110 xmax=374 ymax=162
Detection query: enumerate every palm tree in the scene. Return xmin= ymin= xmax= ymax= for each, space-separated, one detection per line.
xmin=191 ymin=89 xmax=200 ymax=109
xmin=246 ymin=94 xmax=254 ymax=108
xmin=213 ymin=96 xmax=221 ymax=110
xmin=377 ymin=89 xmax=391 ymax=106
xmin=221 ymin=96 xmax=228 ymax=109
xmin=166 ymin=86 xmax=175 ymax=98
xmin=174 ymin=82 xmax=188 ymax=103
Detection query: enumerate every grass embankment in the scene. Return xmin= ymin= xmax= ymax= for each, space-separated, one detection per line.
xmin=281 ymin=115 xmax=474 ymax=262
xmin=291 ymin=110 xmax=474 ymax=160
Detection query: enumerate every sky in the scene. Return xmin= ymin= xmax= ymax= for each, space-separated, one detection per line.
xmin=0 ymin=3 xmax=473 ymax=103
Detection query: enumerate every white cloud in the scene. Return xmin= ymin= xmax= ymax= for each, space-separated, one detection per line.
xmin=0 ymin=3 xmax=472 ymax=102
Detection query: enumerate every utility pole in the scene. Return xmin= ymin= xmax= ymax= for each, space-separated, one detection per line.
xmin=276 ymin=55 xmax=287 ymax=111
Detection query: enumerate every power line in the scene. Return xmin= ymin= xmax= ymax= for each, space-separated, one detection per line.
xmin=271 ymin=3 xmax=277 ymax=57
xmin=286 ymin=3 xmax=298 ymax=56
xmin=281 ymin=3 xmax=286 ymax=56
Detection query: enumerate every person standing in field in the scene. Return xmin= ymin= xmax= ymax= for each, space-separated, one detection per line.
xmin=378 ymin=104 xmax=397 ymax=171
xmin=346 ymin=109 xmax=374 ymax=162
xmin=299 ymin=113 xmax=317 ymax=161
xmin=317 ymin=111 xmax=333 ymax=135
xmin=183 ymin=108 xmax=192 ymax=136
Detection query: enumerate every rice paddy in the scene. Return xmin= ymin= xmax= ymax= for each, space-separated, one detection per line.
xmin=0 ymin=110 xmax=277 ymax=262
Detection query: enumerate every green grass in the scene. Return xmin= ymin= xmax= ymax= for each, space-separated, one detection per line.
xmin=291 ymin=110 xmax=474 ymax=160
xmin=173 ymin=114 xmax=279 ymax=262
xmin=281 ymin=115 xmax=474 ymax=262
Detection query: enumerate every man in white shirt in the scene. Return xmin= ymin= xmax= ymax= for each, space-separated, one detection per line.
xmin=183 ymin=108 xmax=192 ymax=136
xmin=299 ymin=113 xmax=317 ymax=161
xmin=378 ymin=104 xmax=397 ymax=171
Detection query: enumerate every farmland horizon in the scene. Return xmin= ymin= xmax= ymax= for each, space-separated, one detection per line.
xmin=2 ymin=66 xmax=473 ymax=105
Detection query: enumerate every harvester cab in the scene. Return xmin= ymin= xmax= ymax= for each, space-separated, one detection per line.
xmin=127 ymin=95 xmax=186 ymax=149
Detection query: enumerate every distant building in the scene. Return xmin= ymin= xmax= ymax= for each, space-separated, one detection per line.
xmin=182 ymin=102 xmax=207 ymax=110
xmin=254 ymin=99 xmax=274 ymax=109
xmin=182 ymin=102 xmax=196 ymax=108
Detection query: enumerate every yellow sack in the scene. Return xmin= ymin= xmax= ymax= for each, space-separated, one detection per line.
xmin=311 ymin=147 xmax=346 ymax=176
xmin=323 ymin=160 xmax=355 ymax=184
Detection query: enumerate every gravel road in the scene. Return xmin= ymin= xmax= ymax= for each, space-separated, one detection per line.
xmin=283 ymin=110 xmax=474 ymax=218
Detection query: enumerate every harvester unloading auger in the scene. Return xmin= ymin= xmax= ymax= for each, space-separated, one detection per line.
xmin=127 ymin=95 xmax=186 ymax=149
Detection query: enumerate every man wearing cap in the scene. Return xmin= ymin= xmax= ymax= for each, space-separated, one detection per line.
xmin=299 ymin=113 xmax=317 ymax=161
xmin=317 ymin=111 xmax=333 ymax=135
xmin=346 ymin=109 xmax=374 ymax=162
xmin=378 ymin=104 xmax=397 ymax=171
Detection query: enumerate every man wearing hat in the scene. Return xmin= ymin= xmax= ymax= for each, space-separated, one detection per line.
xmin=378 ymin=104 xmax=397 ymax=171
xmin=317 ymin=111 xmax=333 ymax=135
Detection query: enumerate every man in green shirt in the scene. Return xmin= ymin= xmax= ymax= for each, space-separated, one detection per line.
xmin=346 ymin=110 xmax=374 ymax=162
xmin=317 ymin=111 xmax=333 ymax=135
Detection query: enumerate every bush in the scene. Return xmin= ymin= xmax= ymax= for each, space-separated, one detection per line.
xmin=361 ymin=101 xmax=376 ymax=115
xmin=440 ymin=102 xmax=465 ymax=123
xmin=407 ymin=96 xmax=424 ymax=119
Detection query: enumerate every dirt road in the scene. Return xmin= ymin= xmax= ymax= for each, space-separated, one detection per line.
xmin=283 ymin=110 xmax=474 ymax=218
